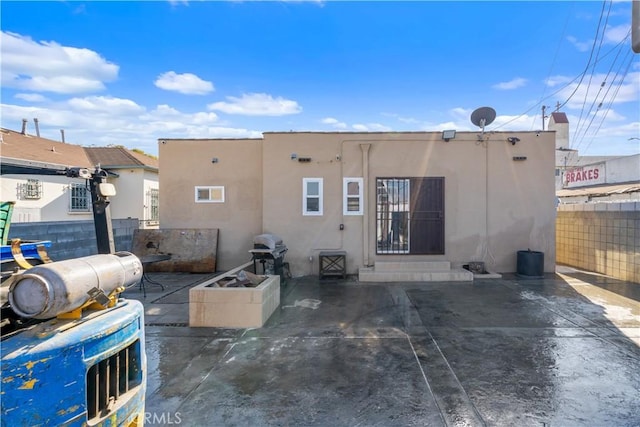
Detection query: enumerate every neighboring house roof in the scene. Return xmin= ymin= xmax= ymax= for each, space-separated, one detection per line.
xmin=0 ymin=127 xmax=92 ymax=174
xmin=550 ymin=112 xmax=569 ymax=124
xmin=84 ymin=147 xmax=159 ymax=171
xmin=0 ymin=128 xmax=159 ymax=174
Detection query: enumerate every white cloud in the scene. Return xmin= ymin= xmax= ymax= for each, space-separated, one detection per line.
xmin=321 ymin=117 xmax=347 ymax=129
xmin=207 ymin=93 xmax=302 ymax=116
xmin=492 ymin=77 xmax=528 ymax=90
xmin=567 ymin=35 xmax=592 ymax=53
xmin=1 ymin=99 xmax=257 ymax=155
xmin=553 ymin=72 xmax=639 ymax=109
xmin=15 ymin=93 xmax=49 ymax=103
xmin=604 ymin=24 xmax=630 ymax=44
xmin=0 ymin=31 xmax=118 ymax=94
xmin=154 ymin=71 xmax=214 ymax=95
xmin=352 ymin=123 xmax=391 ymax=132
xmin=67 ymin=96 xmax=145 ymax=115
xmin=545 ymin=75 xmax=573 ymax=87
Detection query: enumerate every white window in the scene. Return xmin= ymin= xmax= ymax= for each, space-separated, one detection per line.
xmin=195 ymin=186 xmax=225 ymax=203
xmin=146 ymin=188 xmax=159 ymax=223
xmin=69 ymin=183 xmax=91 ymax=212
xmin=343 ymin=177 xmax=364 ymax=215
xmin=303 ymin=178 xmax=323 ymax=216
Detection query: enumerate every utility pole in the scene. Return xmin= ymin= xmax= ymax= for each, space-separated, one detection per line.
xmin=542 ymin=105 xmax=549 ymax=130
xmin=633 ymin=0 xmax=640 ymax=53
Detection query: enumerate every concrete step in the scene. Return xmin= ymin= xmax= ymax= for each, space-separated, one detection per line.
xmin=358 ymin=267 xmax=473 ymax=282
xmin=373 ymin=261 xmax=451 ymax=272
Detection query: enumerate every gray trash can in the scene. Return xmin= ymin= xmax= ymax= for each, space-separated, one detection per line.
xmin=516 ymin=250 xmax=544 ymax=279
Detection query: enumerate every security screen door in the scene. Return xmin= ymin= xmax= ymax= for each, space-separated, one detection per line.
xmin=376 ymin=177 xmax=444 ymax=255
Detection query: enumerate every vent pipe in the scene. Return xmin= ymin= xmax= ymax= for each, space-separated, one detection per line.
xmin=60 ymin=129 xmax=66 ymax=143
xmin=21 ymin=119 xmax=28 ymax=135
xmin=34 ymin=118 xmax=40 ymax=137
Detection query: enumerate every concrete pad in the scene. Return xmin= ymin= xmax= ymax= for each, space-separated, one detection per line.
xmin=134 ymin=270 xmax=640 ymax=426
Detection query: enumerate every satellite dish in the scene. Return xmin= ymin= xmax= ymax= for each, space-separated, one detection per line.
xmin=470 ymin=106 xmax=496 ymax=140
xmin=470 ymin=107 xmax=496 ymax=128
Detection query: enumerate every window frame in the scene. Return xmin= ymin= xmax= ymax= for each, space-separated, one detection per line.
xmin=69 ymin=182 xmax=91 ymax=212
xmin=343 ymin=177 xmax=364 ymax=216
xmin=302 ymin=178 xmax=323 ymax=216
xmin=146 ymin=187 xmax=160 ymax=222
xmin=194 ymin=186 xmax=225 ymax=203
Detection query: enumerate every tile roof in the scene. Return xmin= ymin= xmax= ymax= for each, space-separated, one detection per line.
xmin=550 ymin=112 xmax=569 ymax=124
xmin=84 ymin=147 xmax=159 ymax=169
xmin=0 ymin=128 xmax=158 ymax=171
xmin=0 ymin=127 xmax=92 ymax=168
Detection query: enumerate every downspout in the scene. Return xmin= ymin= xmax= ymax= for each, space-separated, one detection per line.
xmin=360 ymin=144 xmax=371 ymax=267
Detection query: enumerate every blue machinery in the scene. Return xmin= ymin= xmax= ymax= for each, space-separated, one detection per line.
xmin=1 ymin=167 xmax=148 ymax=426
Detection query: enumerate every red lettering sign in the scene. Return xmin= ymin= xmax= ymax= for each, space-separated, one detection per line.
xmin=563 ymin=163 xmax=605 ymax=188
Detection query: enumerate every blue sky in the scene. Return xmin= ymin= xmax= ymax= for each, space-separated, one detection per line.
xmin=1 ymin=0 xmax=639 ymax=160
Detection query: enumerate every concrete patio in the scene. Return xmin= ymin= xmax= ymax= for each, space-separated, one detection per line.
xmin=121 ymin=267 xmax=640 ymax=427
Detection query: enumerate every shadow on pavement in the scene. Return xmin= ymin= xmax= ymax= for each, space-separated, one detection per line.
xmin=135 ymin=271 xmax=640 ymax=426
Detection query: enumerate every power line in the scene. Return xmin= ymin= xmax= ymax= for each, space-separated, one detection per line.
xmin=570 ymin=52 xmax=634 ymax=161
xmin=574 ymin=0 xmax=612 ymax=136
xmin=556 ymin=0 xmax=609 ymax=112
xmin=572 ymin=30 xmax=631 ymax=153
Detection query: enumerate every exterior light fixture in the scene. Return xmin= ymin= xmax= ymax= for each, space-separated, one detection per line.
xmin=291 ymin=153 xmax=298 ymax=160
xmin=211 ymin=157 xmax=219 ymax=164
xmin=507 ymin=137 xmax=520 ymax=145
xmin=441 ymin=130 xmax=456 ymax=142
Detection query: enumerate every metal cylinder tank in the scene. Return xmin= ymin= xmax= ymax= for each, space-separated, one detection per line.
xmin=8 ymin=252 xmax=142 ymax=319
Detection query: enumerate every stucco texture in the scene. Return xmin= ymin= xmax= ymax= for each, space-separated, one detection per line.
xmin=159 ymin=132 xmax=556 ymax=274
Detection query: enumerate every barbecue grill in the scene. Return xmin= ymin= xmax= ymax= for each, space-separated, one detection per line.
xmin=249 ymin=234 xmax=288 ymax=281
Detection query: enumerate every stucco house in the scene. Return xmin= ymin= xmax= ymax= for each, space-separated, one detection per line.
xmin=85 ymin=147 xmax=160 ymax=228
xmin=0 ymin=126 xmax=159 ymax=228
xmin=159 ymin=130 xmax=556 ymax=279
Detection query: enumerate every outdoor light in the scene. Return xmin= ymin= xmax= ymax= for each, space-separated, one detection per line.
xmin=211 ymin=157 xmax=219 ymax=164
xmin=507 ymin=137 xmax=520 ymax=145
xmin=441 ymin=130 xmax=456 ymax=142
xmin=290 ymin=153 xmax=298 ymax=160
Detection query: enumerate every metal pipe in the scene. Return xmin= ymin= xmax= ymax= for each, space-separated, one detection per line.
xmin=21 ymin=119 xmax=27 ymax=135
xmin=33 ymin=118 xmax=40 ymax=137
xmin=8 ymin=252 xmax=142 ymax=319
xmin=60 ymin=129 xmax=65 ymax=143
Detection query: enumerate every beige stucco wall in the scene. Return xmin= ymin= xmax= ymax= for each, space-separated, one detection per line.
xmin=159 ymin=132 xmax=555 ymax=275
xmin=261 ymin=132 xmax=556 ymax=276
xmin=158 ymin=139 xmax=263 ymax=269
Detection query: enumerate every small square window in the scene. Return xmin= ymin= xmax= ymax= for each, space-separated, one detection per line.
xmin=195 ymin=186 xmax=225 ymax=203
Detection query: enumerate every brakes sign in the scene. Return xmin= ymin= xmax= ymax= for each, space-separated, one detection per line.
xmin=563 ymin=163 xmax=605 ymax=188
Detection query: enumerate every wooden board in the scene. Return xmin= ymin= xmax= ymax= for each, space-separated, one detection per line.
xmin=132 ymin=229 xmax=218 ymax=273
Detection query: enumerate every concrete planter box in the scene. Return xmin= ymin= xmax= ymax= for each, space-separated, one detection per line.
xmin=189 ymin=274 xmax=280 ymax=328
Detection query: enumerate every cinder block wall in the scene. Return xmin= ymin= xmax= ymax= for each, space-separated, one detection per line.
xmin=556 ymin=203 xmax=639 ymax=284
xmin=8 ymin=218 xmax=139 ymax=261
